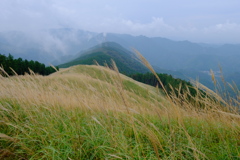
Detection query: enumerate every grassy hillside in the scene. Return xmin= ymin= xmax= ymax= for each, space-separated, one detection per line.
xmin=0 ymin=64 xmax=240 ymax=159
xmin=58 ymin=42 xmax=149 ymax=74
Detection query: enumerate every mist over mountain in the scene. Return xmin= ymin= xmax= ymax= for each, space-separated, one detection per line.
xmin=0 ymin=29 xmax=97 ymax=64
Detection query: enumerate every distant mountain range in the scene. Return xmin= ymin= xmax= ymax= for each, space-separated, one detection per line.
xmin=92 ymin=33 xmax=240 ymax=73
xmin=1 ymin=28 xmax=240 ymax=89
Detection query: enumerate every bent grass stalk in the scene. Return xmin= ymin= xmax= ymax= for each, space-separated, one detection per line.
xmin=0 ymin=54 xmax=239 ymax=159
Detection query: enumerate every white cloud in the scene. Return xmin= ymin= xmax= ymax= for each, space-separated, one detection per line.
xmin=120 ymin=17 xmax=175 ymax=35
xmin=199 ymin=22 xmax=240 ymax=43
xmin=89 ymin=17 xmax=240 ymax=43
xmin=0 ymin=0 xmax=240 ymax=43
xmin=212 ymin=22 xmax=240 ymax=31
xmin=89 ymin=17 xmax=175 ymax=38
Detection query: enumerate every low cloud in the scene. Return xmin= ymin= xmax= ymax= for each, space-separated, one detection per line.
xmin=92 ymin=17 xmax=240 ymax=43
xmin=1 ymin=0 xmax=240 ymax=44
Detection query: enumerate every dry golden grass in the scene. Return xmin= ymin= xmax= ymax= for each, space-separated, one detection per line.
xmin=0 ymin=65 xmax=166 ymax=116
xmin=0 ymin=63 xmax=240 ymax=159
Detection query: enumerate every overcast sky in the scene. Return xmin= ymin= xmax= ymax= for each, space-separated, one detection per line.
xmin=1 ymin=0 xmax=240 ymax=43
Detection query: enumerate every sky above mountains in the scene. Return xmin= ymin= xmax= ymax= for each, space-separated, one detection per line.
xmin=1 ymin=0 xmax=240 ymax=44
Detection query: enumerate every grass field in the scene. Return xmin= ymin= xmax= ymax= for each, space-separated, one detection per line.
xmin=0 ymin=64 xmax=240 ymax=159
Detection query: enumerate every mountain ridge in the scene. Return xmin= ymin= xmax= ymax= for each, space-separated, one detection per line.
xmin=1 ymin=28 xmax=240 ymax=88
xmin=58 ymin=42 xmax=149 ymax=74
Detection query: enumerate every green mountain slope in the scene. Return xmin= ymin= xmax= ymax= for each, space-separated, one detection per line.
xmin=58 ymin=42 xmax=149 ymax=74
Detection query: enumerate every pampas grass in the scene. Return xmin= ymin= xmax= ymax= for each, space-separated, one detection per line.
xmin=0 ymin=52 xmax=240 ymax=159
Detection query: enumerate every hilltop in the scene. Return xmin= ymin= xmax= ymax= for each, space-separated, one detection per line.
xmin=58 ymin=42 xmax=149 ymax=74
xmin=1 ymin=64 xmax=239 ymax=159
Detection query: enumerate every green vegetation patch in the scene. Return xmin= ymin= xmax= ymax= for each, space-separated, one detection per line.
xmin=58 ymin=42 xmax=149 ymax=74
xmin=1 ymin=99 xmax=239 ymax=159
xmin=0 ymin=54 xmax=58 ymax=76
